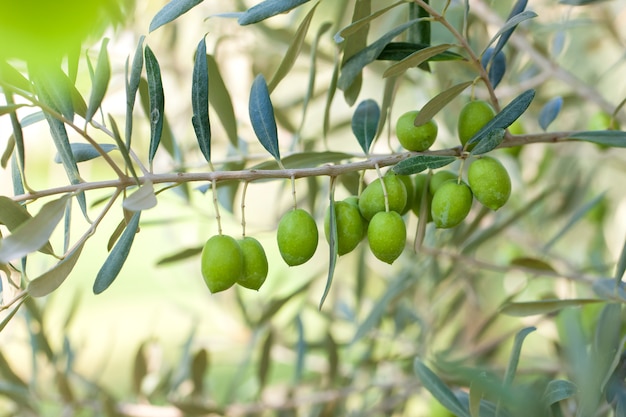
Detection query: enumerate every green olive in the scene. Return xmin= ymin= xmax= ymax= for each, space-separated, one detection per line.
xmin=324 ymin=200 xmax=365 ymax=256
xmin=201 ymin=234 xmax=243 ymax=293
xmin=429 ymin=170 xmax=457 ymax=195
xmin=431 ymin=180 xmax=473 ymax=228
xmin=396 ymin=110 xmax=438 ymax=151
xmin=468 ymin=156 xmax=511 ymax=210
xmin=367 ymin=211 xmax=406 ymax=264
xmin=458 ymin=100 xmax=496 ymax=149
xmin=358 ymin=175 xmax=407 ymax=221
xmin=237 ymin=237 xmax=269 ymax=290
xmin=277 ymin=208 xmax=318 ymax=266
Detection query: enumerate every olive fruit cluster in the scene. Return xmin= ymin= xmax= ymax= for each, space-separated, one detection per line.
xmin=201 ymin=234 xmax=269 ymax=293
xmin=426 ymin=156 xmax=512 ymax=228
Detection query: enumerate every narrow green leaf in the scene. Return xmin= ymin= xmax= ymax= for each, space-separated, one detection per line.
xmin=192 ymin=36 xmax=211 ymax=162
xmin=542 ymin=380 xmax=577 ymax=406
xmin=93 ymin=212 xmax=141 ymax=294
xmin=509 ymin=257 xmax=556 ymax=272
xmin=538 ymin=96 xmax=562 ymax=131
xmin=207 ymin=55 xmax=238 ymax=148
xmin=156 ymin=245 xmax=203 ymax=266
xmin=27 ymin=243 xmax=85 ymax=297
xmin=0 ymin=196 xmax=55 ymax=260
xmin=85 ymin=38 xmax=111 ymax=123
xmin=125 ymin=36 xmax=145 ymax=147
xmin=37 ymin=87 xmax=88 ymax=217
xmin=250 ymin=151 xmax=353 ymax=170
xmin=470 ymin=128 xmax=505 ymax=155
xmin=149 ymin=0 xmax=204 ymax=32
xmin=377 ymin=42 xmax=464 ymax=61
xmin=383 ymin=44 xmax=455 ymax=78
xmin=145 ymin=46 xmax=165 ymax=168
xmin=0 ymin=297 xmax=27 ymax=333
xmin=592 ymin=279 xmax=626 ymax=302
xmin=267 ymin=2 xmax=318 ymax=92
xmin=334 ymin=1 xmax=406 ymax=43
xmin=123 ymin=181 xmax=157 ymax=212
xmin=323 ymin=56 xmax=340 ymax=140
xmin=467 ymin=89 xmax=535 ymax=147
xmin=319 ymin=191 xmax=337 ymax=310
xmin=414 ymin=81 xmax=472 ymax=125
xmin=191 ymin=348 xmax=208 ymax=395
xmin=503 ymin=327 xmax=536 ymax=386
xmin=352 ymin=275 xmax=411 ymax=342
xmin=568 ymin=130 xmax=626 ymax=148
xmin=593 ymin=303 xmax=622 ymax=391
xmin=414 ymin=359 xmax=471 ymax=417
xmin=53 ymin=143 xmax=116 ymax=164
xmin=493 ymin=0 xmax=528 ymax=57
xmin=293 ymin=315 xmax=306 ymax=382
xmin=109 ymin=115 xmax=139 ymax=181
xmin=338 ymin=19 xmax=420 ymax=91
xmin=249 ymin=74 xmax=280 ymax=161
xmin=484 ymin=10 xmax=537 ymax=54
xmin=33 ymin=67 xmax=75 ymax=121
xmin=543 ymin=192 xmax=607 ymax=251
xmin=351 ymin=99 xmax=380 ymax=154
xmin=258 ymin=328 xmax=274 ymax=388
xmin=238 ymin=0 xmax=310 ymax=25
xmin=500 ymin=299 xmax=603 ymax=317
xmin=132 ymin=343 xmax=147 ymax=395
xmin=0 ymin=194 xmax=70 ymax=263
xmin=392 ymin=155 xmax=456 ymax=175
xmin=340 ymin=0 xmax=370 ymax=105
xmin=412 ymin=0 xmax=430 ymax=45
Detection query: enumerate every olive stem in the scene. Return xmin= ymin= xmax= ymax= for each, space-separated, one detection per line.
xmin=241 ymin=181 xmax=249 ymax=238
xmin=290 ymin=174 xmax=297 ymax=210
xmin=211 ymin=179 xmax=222 ymax=235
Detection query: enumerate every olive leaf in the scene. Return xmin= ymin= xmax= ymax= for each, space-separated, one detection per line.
xmin=149 ymin=0 xmax=204 ymax=32
xmin=145 ymin=46 xmax=165 ymax=168
xmin=351 ymin=99 xmax=380 ymax=154
xmin=93 ymin=211 xmax=141 ymax=294
xmin=238 ymin=0 xmax=310 ymax=25
xmin=249 ymin=74 xmax=280 ymax=162
xmin=191 ymin=36 xmax=211 ymax=162
xmin=0 ymin=194 xmax=71 ymax=263
xmin=392 ymin=155 xmax=456 ymax=176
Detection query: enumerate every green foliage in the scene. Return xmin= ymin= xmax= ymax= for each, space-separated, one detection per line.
xmin=0 ymin=0 xmax=625 ymax=416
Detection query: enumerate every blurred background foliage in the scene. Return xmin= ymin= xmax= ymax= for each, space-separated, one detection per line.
xmin=0 ymin=0 xmax=625 ymax=416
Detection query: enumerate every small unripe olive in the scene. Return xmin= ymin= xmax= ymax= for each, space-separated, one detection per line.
xmin=367 ymin=211 xmax=406 ymax=264
xmin=468 ymin=156 xmax=511 ymax=210
xmin=358 ymin=175 xmax=407 ymax=221
xmin=201 ymin=235 xmax=243 ymax=293
xmin=277 ymin=208 xmax=318 ymax=266
xmin=502 ymin=119 xmax=524 ymax=157
xmin=429 ymin=170 xmax=457 ymax=195
xmin=396 ymin=110 xmax=438 ymax=151
xmin=343 ymin=196 xmax=369 ymax=238
xmin=237 ymin=237 xmax=269 ymax=290
xmin=324 ymin=201 xmax=365 ymax=256
xmin=431 ymin=180 xmax=473 ymax=228
xmin=458 ymin=100 xmax=496 ymax=148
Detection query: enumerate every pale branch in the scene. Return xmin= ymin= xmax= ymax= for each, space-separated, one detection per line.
xmin=9 ymin=132 xmax=578 ymax=204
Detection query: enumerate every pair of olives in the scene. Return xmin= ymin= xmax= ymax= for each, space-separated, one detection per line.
xmin=425 ymin=156 xmax=512 ymax=228
xmin=201 ymin=235 xmax=269 ymax=293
